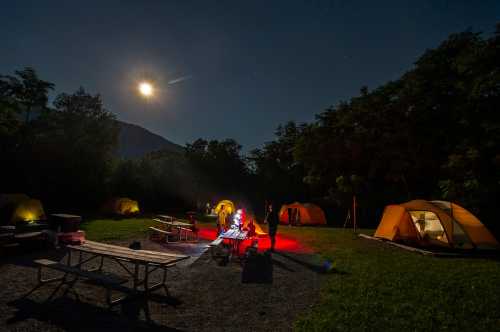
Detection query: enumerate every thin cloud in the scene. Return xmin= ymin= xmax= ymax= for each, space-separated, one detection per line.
xmin=168 ymin=75 xmax=192 ymax=85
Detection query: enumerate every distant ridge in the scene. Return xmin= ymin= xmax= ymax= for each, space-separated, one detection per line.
xmin=116 ymin=121 xmax=184 ymax=159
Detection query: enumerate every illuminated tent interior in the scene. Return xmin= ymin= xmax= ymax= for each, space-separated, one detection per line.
xmin=374 ymin=200 xmax=499 ymax=249
xmin=214 ymin=199 xmax=235 ymax=215
xmin=103 ymin=197 xmax=140 ymax=216
xmin=279 ymin=202 xmax=327 ymax=226
xmin=243 ymin=214 xmax=267 ymax=236
xmin=0 ymin=193 xmax=46 ymax=225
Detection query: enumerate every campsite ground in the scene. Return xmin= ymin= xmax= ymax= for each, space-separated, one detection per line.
xmin=1 ymin=218 xmax=499 ymax=331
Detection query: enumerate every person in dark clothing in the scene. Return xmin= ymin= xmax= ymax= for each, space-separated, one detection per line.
xmin=266 ymin=203 xmax=279 ymax=252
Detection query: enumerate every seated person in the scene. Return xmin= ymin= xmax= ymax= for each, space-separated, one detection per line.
xmin=190 ymin=218 xmax=198 ymax=234
xmin=244 ymin=219 xmax=256 ymax=238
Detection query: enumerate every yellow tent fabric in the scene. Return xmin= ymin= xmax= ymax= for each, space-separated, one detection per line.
xmin=103 ymin=197 xmax=140 ymax=215
xmin=279 ymin=202 xmax=327 ymax=225
xmin=374 ymin=200 xmax=499 ymax=249
xmin=0 ymin=194 xmax=45 ymax=224
xmin=11 ymin=199 xmax=46 ymax=223
xmin=214 ymin=200 xmax=235 ymax=215
xmin=450 ymin=203 xmax=498 ymax=249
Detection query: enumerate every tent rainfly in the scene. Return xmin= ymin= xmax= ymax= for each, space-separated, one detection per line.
xmin=0 ymin=193 xmax=46 ymax=224
xmin=214 ymin=199 xmax=235 ymax=215
xmin=279 ymin=202 xmax=327 ymax=226
xmin=374 ymin=200 xmax=499 ymax=250
xmin=103 ymin=197 xmax=140 ymax=216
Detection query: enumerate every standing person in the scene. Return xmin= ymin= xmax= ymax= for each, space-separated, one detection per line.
xmin=217 ymin=204 xmax=226 ymax=234
xmin=266 ymin=203 xmax=279 ymax=252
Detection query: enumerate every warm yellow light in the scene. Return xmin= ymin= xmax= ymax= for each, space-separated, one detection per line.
xmin=138 ymin=81 xmax=154 ymax=97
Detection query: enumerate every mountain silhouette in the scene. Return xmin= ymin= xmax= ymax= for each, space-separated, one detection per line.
xmin=117 ymin=121 xmax=184 ymax=158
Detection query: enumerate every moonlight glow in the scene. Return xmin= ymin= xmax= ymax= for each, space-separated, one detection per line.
xmin=138 ymin=81 xmax=154 ymax=97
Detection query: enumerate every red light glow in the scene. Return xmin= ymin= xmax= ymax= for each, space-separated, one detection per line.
xmin=197 ymin=226 xmax=312 ymax=254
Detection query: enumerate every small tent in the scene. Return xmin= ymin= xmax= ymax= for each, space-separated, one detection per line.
xmin=214 ymin=199 xmax=235 ymax=215
xmin=0 ymin=194 xmax=46 ymax=225
xmin=279 ymin=202 xmax=327 ymax=226
xmin=103 ymin=197 xmax=140 ymax=216
xmin=374 ymin=200 xmax=499 ymax=249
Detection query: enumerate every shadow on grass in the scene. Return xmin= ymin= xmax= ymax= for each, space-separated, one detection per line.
xmin=274 ymin=251 xmax=349 ymax=275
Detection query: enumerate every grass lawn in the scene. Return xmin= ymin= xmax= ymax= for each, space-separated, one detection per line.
xmin=277 ymin=227 xmax=500 ymax=331
xmin=80 ymin=216 xmax=215 ymax=242
xmin=80 ymin=217 xmax=157 ymax=242
xmin=80 ymin=218 xmax=500 ymax=331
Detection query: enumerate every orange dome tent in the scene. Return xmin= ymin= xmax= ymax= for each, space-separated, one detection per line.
xmin=279 ymin=202 xmax=327 ymax=226
xmin=374 ymin=200 xmax=499 ymax=250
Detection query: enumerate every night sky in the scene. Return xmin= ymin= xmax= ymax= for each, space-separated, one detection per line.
xmin=1 ymin=1 xmax=499 ymax=150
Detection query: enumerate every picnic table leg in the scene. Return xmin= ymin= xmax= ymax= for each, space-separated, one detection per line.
xmin=46 ymin=273 xmax=69 ymax=302
xmin=98 ymin=256 xmax=104 ymax=272
xmin=162 ymin=267 xmax=170 ymax=297
xmin=22 ymin=265 xmax=63 ymax=299
xmin=67 ymin=249 xmax=72 ymax=266
xmin=61 ymin=274 xmax=81 ymax=301
xmin=144 ymin=264 xmax=149 ymax=293
xmin=133 ymin=263 xmax=139 ymax=291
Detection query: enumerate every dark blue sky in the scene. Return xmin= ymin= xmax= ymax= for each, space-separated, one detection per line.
xmin=1 ymin=1 xmax=499 ymax=150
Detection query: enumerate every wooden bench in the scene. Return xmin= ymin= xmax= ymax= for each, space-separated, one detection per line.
xmin=149 ymin=226 xmax=174 ymax=243
xmin=156 ymin=215 xmax=174 ymax=222
xmin=209 ymin=237 xmax=227 ymax=260
xmin=34 ymin=259 xmax=130 ymax=306
xmin=152 ymin=218 xmax=170 ymax=224
xmin=178 ymin=227 xmax=198 ymax=241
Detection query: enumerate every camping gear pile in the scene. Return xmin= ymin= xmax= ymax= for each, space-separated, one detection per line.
xmin=375 ymin=200 xmax=499 ymax=250
xmin=49 ymin=214 xmax=85 ymax=245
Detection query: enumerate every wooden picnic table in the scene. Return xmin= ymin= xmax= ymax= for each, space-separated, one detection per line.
xmin=152 ymin=217 xmax=194 ymax=241
xmin=220 ymin=228 xmax=248 ymax=259
xmin=64 ymin=241 xmax=189 ymax=301
xmin=29 ymin=241 xmax=189 ymax=321
xmin=30 ymin=240 xmax=190 ymax=321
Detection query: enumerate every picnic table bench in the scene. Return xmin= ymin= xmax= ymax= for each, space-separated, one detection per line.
xmin=151 ymin=216 xmax=197 ymax=242
xmin=31 ymin=240 xmax=190 ymax=308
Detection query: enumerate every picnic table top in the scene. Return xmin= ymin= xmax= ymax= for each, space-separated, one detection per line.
xmin=154 ymin=218 xmax=192 ymax=227
xmin=169 ymin=220 xmax=192 ymax=227
xmin=156 ymin=214 xmax=174 ymax=220
xmin=50 ymin=213 xmax=81 ymax=219
xmin=220 ymin=228 xmax=248 ymax=240
xmin=67 ymin=240 xmax=190 ymax=265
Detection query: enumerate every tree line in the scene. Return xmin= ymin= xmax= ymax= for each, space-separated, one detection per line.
xmin=1 ymin=24 xmax=499 ymax=235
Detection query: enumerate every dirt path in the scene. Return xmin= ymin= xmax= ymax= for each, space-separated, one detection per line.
xmin=0 ymin=239 xmax=325 ymax=331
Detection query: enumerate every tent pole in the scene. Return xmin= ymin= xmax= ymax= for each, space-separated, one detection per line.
xmin=353 ymin=195 xmax=357 ymax=233
xmin=343 ymin=210 xmax=351 ymax=229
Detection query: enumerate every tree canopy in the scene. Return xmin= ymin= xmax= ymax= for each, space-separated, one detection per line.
xmin=0 ymin=24 xmax=498 ymax=235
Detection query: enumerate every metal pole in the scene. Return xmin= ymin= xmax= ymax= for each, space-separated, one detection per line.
xmin=353 ymin=195 xmax=357 ymax=233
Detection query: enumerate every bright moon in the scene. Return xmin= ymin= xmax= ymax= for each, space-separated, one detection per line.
xmin=138 ymin=81 xmax=154 ymax=97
